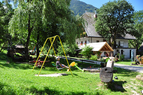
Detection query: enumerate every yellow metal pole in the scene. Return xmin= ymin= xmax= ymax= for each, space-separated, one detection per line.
xmin=32 ymin=37 xmax=49 ymax=71
xmin=49 ymin=38 xmax=57 ymax=57
xmin=33 ymin=35 xmax=73 ymax=76
xmin=38 ymin=37 xmax=56 ymax=76
xmin=56 ymin=35 xmax=73 ymax=76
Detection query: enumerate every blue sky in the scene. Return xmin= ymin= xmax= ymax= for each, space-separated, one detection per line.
xmin=79 ymin=0 xmax=143 ymax=12
xmin=0 ymin=0 xmax=142 ymax=12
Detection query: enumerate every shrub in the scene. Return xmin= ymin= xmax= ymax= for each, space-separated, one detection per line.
xmin=105 ymin=58 xmax=110 ymax=63
xmin=79 ymin=46 xmax=93 ymax=59
xmin=90 ymin=55 xmax=98 ymax=61
xmin=120 ymin=54 xmax=125 ymax=61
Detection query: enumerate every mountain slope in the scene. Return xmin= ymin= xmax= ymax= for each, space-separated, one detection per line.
xmin=70 ymin=0 xmax=97 ymax=16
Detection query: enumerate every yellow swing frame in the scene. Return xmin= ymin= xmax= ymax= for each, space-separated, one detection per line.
xmin=32 ymin=35 xmax=73 ymax=76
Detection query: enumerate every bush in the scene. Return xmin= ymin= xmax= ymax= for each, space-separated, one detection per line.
xmin=79 ymin=46 xmax=93 ymax=59
xmin=90 ymin=55 xmax=98 ymax=61
xmin=120 ymin=54 xmax=125 ymax=61
xmin=105 ymin=58 xmax=110 ymax=63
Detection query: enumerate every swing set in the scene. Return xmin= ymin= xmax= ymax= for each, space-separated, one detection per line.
xmin=32 ymin=35 xmax=73 ymax=76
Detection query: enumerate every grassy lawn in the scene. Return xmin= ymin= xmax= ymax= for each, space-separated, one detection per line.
xmin=115 ymin=60 xmax=133 ymax=65
xmin=116 ymin=60 xmax=143 ymax=67
xmin=0 ymin=51 xmax=143 ymax=95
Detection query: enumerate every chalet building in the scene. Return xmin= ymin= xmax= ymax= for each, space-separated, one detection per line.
xmin=76 ymin=11 xmax=136 ymax=59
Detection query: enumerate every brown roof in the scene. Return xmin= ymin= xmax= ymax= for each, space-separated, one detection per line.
xmin=82 ymin=12 xmax=136 ymax=40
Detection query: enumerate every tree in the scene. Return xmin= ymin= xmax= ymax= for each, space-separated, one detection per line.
xmin=8 ymin=0 xmax=84 ymax=59
xmin=129 ymin=10 xmax=143 ymax=54
xmin=57 ymin=42 xmax=78 ymax=56
xmin=0 ymin=2 xmax=5 ymax=46
xmin=95 ymin=0 xmax=134 ymax=48
xmin=0 ymin=2 xmax=13 ymax=52
xmin=80 ymin=45 xmax=93 ymax=59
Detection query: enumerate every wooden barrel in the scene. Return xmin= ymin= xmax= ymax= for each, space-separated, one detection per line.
xmin=100 ymin=67 xmax=113 ymax=83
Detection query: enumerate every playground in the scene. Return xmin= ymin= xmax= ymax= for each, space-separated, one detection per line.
xmin=0 ymin=49 xmax=143 ymax=95
xmin=0 ymin=35 xmax=143 ymax=95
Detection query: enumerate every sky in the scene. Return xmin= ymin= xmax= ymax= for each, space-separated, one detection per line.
xmin=0 ymin=0 xmax=142 ymax=12
xmin=79 ymin=0 xmax=143 ymax=12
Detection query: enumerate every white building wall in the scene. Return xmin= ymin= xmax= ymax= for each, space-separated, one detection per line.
xmin=123 ymin=49 xmax=130 ymax=59
xmin=116 ymin=39 xmax=128 ymax=48
xmin=76 ymin=38 xmax=129 ymax=48
xmin=114 ymin=49 xmax=136 ymax=59
xmin=76 ymin=37 xmax=136 ymax=59
xmin=76 ymin=37 xmax=104 ymax=45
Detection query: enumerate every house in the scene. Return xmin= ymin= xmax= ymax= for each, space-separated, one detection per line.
xmin=76 ymin=11 xmax=136 ymax=59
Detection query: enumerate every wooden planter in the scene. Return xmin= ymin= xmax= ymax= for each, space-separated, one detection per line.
xmin=100 ymin=67 xmax=113 ymax=83
xmin=140 ymin=58 xmax=143 ymax=64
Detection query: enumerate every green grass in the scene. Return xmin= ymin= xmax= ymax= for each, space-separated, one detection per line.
xmin=116 ymin=60 xmax=133 ymax=65
xmin=0 ymin=51 xmax=143 ymax=95
xmin=116 ymin=60 xmax=143 ymax=67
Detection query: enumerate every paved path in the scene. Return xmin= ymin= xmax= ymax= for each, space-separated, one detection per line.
xmin=114 ymin=63 xmax=143 ymax=73
xmin=61 ymin=57 xmax=143 ymax=73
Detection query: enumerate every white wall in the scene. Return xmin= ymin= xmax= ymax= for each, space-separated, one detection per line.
xmin=114 ymin=49 xmax=136 ymax=59
xmin=76 ymin=37 xmax=104 ymax=45
xmin=76 ymin=38 xmax=129 ymax=48
xmin=76 ymin=37 xmax=136 ymax=59
xmin=116 ymin=39 xmax=128 ymax=48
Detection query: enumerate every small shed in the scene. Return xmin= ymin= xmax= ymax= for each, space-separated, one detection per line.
xmin=86 ymin=42 xmax=113 ymax=52
xmin=79 ymin=42 xmax=114 ymax=57
xmin=14 ymin=45 xmax=25 ymax=53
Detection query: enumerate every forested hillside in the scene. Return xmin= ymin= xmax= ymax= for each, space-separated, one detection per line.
xmin=70 ymin=0 xmax=97 ymax=15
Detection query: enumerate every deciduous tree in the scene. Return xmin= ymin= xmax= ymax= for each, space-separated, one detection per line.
xmin=7 ymin=0 xmax=84 ymax=59
xmin=129 ymin=10 xmax=143 ymax=54
xmin=95 ymin=0 xmax=135 ymax=48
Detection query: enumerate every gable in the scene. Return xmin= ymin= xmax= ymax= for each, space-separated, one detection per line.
xmin=82 ymin=12 xmax=136 ymax=40
xmin=80 ymin=42 xmax=113 ymax=52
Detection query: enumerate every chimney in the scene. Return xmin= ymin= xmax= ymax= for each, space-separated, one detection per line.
xmin=94 ymin=9 xmax=97 ymax=18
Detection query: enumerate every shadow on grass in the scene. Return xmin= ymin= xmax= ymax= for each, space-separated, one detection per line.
xmin=28 ymin=86 xmax=101 ymax=95
xmin=0 ymin=82 xmax=16 ymax=95
xmin=106 ymin=81 xmax=127 ymax=92
xmin=0 ymin=61 xmax=33 ymax=69
xmin=113 ymin=67 xmax=139 ymax=78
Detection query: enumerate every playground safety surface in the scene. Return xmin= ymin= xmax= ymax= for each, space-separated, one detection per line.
xmin=83 ymin=68 xmax=100 ymax=72
xmin=35 ymin=73 xmax=68 ymax=77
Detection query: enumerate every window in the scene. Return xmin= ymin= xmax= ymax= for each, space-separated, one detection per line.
xmin=80 ymin=41 xmax=83 ymax=45
xmin=120 ymin=41 xmax=124 ymax=46
xmin=96 ymin=40 xmax=99 ymax=42
xmin=85 ymin=41 xmax=87 ymax=45
xmin=119 ymin=41 xmax=120 ymax=46
xmin=121 ymin=50 xmax=124 ymax=54
xmin=103 ymin=39 xmax=106 ymax=42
